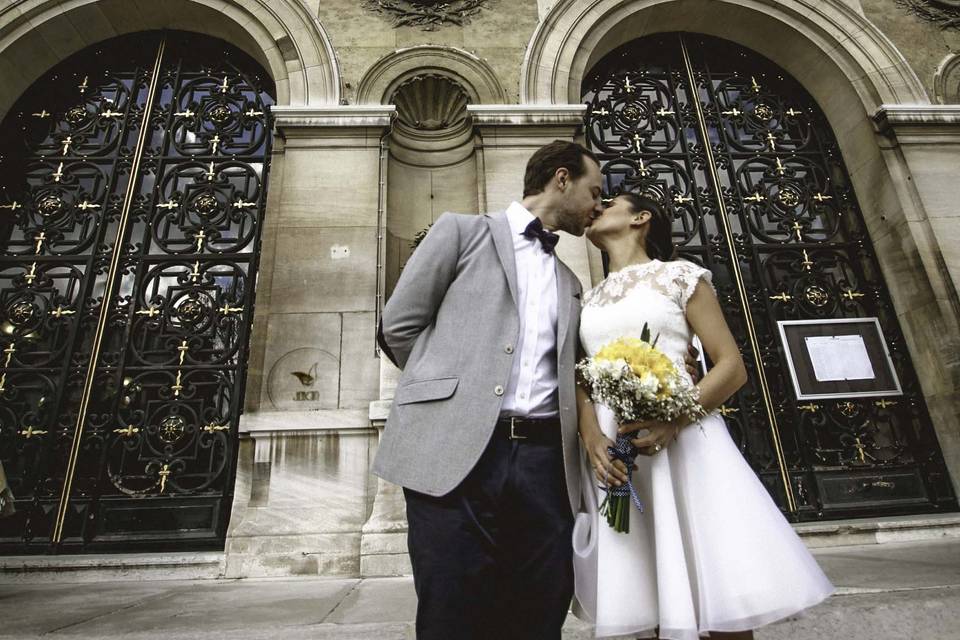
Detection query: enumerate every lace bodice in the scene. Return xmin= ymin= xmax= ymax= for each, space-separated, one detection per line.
xmin=580 ymin=260 xmax=714 ymax=384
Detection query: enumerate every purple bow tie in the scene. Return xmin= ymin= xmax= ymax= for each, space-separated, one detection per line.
xmin=522 ymin=217 xmax=559 ymax=254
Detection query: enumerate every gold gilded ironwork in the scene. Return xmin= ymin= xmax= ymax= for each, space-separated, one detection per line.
xmin=754 ymin=103 xmax=774 ymax=121
xmin=171 ymin=339 xmax=189 ymax=397
xmin=765 ymin=132 xmax=777 ymax=151
xmin=33 ymin=231 xmax=46 ymax=254
xmin=801 ymin=249 xmax=814 ymax=271
xmin=623 ymin=75 xmax=635 ymax=93
xmin=722 ymin=108 xmax=742 ymax=117
xmin=32 ymin=110 xmax=50 ymax=118
xmin=791 ymin=221 xmax=803 ymax=241
xmin=804 ymin=285 xmax=830 ymax=307
xmin=718 ymin=405 xmax=739 ymax=416
xmin=158 ymin=464 xmax=171 ymax=493
xmin=78 ymin=76 xmax=89 ymax=94
xmin=157 ymin=199 xmax=179 ymax=210
xmin=798 ymin=403 xmax=820 ymax=412
xmin=23 ymin=262 xmax=38 ymax=285
xmin=769 ymin=292 xmax=793 ymax=302
xmin=636 ymin=157 xmax=651 ymax=176
xmin=750 ymin=75 xmax=761 ymax=92
xmin=49 ymin=306 xmax=76 ymax=318
xmin=838 ymin=401 xmax=858 ymax=417
xmin=100 ymin=109 xmax=123 ymax=119
xmin=744 ymin=191 xmax=764 ymax=203
xmin=656 ymin=107 xmax=675 ymax=117
xmin=774 ymin=157 xmax=786 ymax=176
xmin=813 ymin=192 xmax=832 ymax=203
xmin=19 ymin=426 xmax=48 ymax=439
xmin=202 ymin=423 xmax=229 ymax=433
xmin=204 ymin=161 xmax=216 ymax=182
xmin=189 ymin=261 xmax=201 ymax=283
xmin=0 ymin=342 xmax=15 ymax=392
xmin=632 ymin=133 xmax=643 ymax=153
xmin=233 ymin=199 xmax=256 ymax=209
xmin=673 ymin=193 xmax=693 ymax=204
xmin=193 ymin=229 xmax=207 ymax=252
xmin=136 ymin=305 xmax=160 ymax=318
xmin=113 ymin=425 xmax=140 ymax=437
xmin=0 ymin=201 xmax=22 ymax=212
xmin=875 ymin=399 xmax=897 ymax=409
xmin=218 ymin=303 xmax=242 ymax=315
xmin=174 ymin=108 xmax=195 ymax=118
xmin=52 ymin=162 xmax=65 ymax=183
xmin=777 ymin=188 xmax=800 ymax=208
xmin=53 ymin=38 xmax=168 ymax=544
xmin=851 ymin=436 xmax=872 ymax=463
xmin=37 ymin=195 xmax=64 ymax=218
xmin=77 ymin=200 xmax=100 ymax=211
xmin=218 ymin=76 xmax=230 ymax=93
xmin=209 ymin=134 xmax=220 ymax=154
xmin=244 ymin=109 xmax=264 ymax=118
xmin=680 ymin=36 xmax=797 ymax=512
xmin=592 ymin=107 xmax=609 ymax=117
xmin=842 ymin=288 xmax=865 ymax=301
xmin=785 ymin=108 xmax=802 ymax=117
xmin=60 ymin=136 xmax=73 ymax=155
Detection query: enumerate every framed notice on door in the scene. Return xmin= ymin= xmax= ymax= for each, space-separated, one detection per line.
xmin=776 ymin=318 xmax=903 ymax=400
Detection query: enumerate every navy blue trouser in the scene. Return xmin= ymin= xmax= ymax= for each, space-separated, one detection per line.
xmin=403 ymin=429 xmax=574 ymax=640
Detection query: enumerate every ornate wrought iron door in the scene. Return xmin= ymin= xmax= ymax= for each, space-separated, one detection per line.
xmin=0 ymin=31 xmax=274 ymax=552
xmin=582 ymin=33 xmax=956 ymax=520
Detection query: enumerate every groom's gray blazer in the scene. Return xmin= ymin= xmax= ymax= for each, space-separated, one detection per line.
xmin=373 ymin=210 xmax=583 ymax=515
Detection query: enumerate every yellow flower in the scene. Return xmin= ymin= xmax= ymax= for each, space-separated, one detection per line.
xmin=595 ymin=337 xmax=678 ymax=396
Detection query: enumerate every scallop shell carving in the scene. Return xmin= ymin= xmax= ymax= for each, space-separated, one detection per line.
xmin=392 ymin=75 xmax=470 ymax=131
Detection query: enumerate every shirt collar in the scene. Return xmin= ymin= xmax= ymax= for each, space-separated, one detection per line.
xmin=506 ymin=201 xmax=537 ymax=239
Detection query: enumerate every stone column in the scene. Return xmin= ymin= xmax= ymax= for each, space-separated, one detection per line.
xmin=469 ymin=104 xmax=603 ymax=289
xmin=872 ymin=105 xmax=960 ymax=497
xmin=225 ymin=106 xmax=396 ymax=578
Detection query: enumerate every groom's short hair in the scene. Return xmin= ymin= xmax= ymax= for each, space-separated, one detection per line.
xmin=523 ymin=140 xmax=600 ymax=198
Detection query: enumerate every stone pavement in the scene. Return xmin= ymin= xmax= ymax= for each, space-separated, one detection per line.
xmin=1 ymin=538 xmax=959 ymax=640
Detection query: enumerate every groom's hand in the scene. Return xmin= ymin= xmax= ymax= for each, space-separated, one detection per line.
xmin=684 ymin=343 xmax=701 ymax=383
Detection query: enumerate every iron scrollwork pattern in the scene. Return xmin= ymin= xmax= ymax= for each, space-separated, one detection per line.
xmin=0 ymin=31 xmax=274 ymax=551
xmin=582 ymin=33 xmax=956 ymax=521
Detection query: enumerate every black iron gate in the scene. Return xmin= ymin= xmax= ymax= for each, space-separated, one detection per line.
xmin=0 ymin=31 xmax=274 ymax=552
xmin=582 ymin=33 xmax=956 ymax=520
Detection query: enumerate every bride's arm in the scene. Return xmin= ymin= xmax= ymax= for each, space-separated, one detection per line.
xmin=685 ymin=280 xmax=748 ymax=411
xmin=577 ymin=365 xmax=627 ymax=486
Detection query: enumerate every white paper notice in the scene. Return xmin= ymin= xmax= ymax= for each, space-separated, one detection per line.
xmin=804 ymin=335 xmax=876 ymax=382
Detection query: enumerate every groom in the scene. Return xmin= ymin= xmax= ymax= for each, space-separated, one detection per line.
xmin=375 ymin=140 xmax=604 ymax=639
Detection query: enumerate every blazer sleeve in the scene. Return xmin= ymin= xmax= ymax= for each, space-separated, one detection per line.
xmin=379 ymin=212 xmax=462 ymax=369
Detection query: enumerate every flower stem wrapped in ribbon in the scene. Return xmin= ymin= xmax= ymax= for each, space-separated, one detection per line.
xmin=576 ymin=323 xmax=705 ymax=533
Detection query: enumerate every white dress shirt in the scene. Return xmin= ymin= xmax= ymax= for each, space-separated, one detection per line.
xmin=500 ymin=201 xmax=560 ymax=419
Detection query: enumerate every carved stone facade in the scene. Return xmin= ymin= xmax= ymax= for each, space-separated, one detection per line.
xmin=0 ymin=0 xmax=958 ymax=577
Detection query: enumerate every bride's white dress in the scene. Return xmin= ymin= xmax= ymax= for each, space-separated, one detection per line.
xmin=573 ymin=259 xmax=834 ymax=639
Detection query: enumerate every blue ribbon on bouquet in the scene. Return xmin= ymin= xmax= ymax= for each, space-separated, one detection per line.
xmin=603 ymin=435 xmax=644 ymax=513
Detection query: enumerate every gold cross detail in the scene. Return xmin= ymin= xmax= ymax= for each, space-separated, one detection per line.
xmin=722 ymin=108 xmax=742 ymax=117
xmin=60 ymin=136 xmax=73 ymax=155
xmin=2 ymin=342 xmax=14 ymax=365
xmin=0 ymin=201 xmax=21 ymax=212
xmin=813 ymin=192 xmax=832 ymax=203
xmin=100 ymin=109 xmax=123 ymax=119
xmin=32 ymin=110 xmax=50 ymax=118
xmin=174 ymin=108 xmax=195 ymax=118
xmin=798 ymin=403 xmax=820 ymax=413
xmin=20 ymin=426 xmax=48 ymax=439
xmin=157 ymin=200 xmax=179 ymax=210
xmin=750 ymin=76 xmax=761 ymax=93
xmin=233 ymin=199 xmax=256 ymax=209
xmin=801 ymin=249 xmax=814 ymax=271
xmin=744 ymin=192 xmax=764 ymax=203
xmin=592 ymin=107 xmax=609 ymax=117
xmin=852 ymin=437 xmax=871 ymax=463
xmin=49 ymin=306 xmax=75 ymax=318
xmin=23 ymin=262 xmax=38 ymax=285
xmin=791 ymin=221 xmax=803 ymax=241
xmin=177 ymin=339 xmax=190 ymax=365
xmin=244 ymin=109 xmax=264 ymax=118
xmin=765 ymin=132 xmax=777 ymax=151
xmin=136 ymin=305 xmax=160 ymax=317
xmin=52 ymin=162 xmax=65 ymax=183
xmin=785 ymin=108 xmax=801 ymax=117
xmin=113 ymin=425 xmax=140 ymax=437
xmin=218 ymin=303 xmax=243 ymax=315
xmin=875 ymin=399 xmax=897 ymax=409
xmin=656 ymin=107 xmax=675 ymax=117
xmin=673 ymin=193 xmax=693 ymax=204
xmin=77 ymin=200 xmax=100 ymax=211
xmin=769 ymin=292 xmax=792 ymax=302
xmin=623 ymin=75 xmax=634 ymax=93
xmin=842 ymin=289 xmax=865 ymax=300
xmin=718 ymin=405 xmax=739 ymax=417
xmin=632 ymin=133 xmax=643 ymax=152
xmin=637 ymin=157 xmax=650 ymax=175
xmin=210 ymin=134 xmax=220 ymax=154
xmin=78 ymin=76 xmax=89 ymax=94
xmin=203 ymin=423 xmax=229 ymax=433
xmin=158 ymin=464 xmax=171 ymax=493
xmin=189 ymin=261 xmax=201 ymax=282
xmin=194 ymin=229 xmax=206 ymax=252
xmin=171 ymin=371 xmax=183 ymax=398
xmin=218 ymin=76 xmax=230 ymax=93
xmin=204 ymin=161 xmax=216 ymax=182
xmin=34 ymin=232 xmax=47 ymax=254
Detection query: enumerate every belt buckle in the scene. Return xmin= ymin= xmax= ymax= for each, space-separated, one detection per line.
xmin=509 ymin=417 xmax=527 ymax=440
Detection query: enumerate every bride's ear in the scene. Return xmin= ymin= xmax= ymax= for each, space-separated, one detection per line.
xmin=630 ymin=210 xmax=652 ymax=228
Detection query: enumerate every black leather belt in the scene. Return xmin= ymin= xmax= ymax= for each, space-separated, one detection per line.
xmin=496 ymin=416 xmax=562 ymax=443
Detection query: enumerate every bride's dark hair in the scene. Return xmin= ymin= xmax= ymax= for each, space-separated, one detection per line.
xmin=620 ymin=192 xmax=677 ymax=261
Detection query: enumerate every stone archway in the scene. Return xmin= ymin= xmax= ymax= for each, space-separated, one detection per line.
xmin=521 ymin=0 xmax=960 ymax=497
xmin=0 ymin=0 xmax=342 ymax=117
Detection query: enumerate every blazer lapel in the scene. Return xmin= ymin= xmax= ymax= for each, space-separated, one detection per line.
xmin=486 ymin=212 xmax=519 ymax=307
xmin=556 ymin=260 xmax=573 ymax=356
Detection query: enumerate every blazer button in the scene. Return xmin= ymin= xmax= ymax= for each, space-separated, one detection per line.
xmin=494 ymin=385 xmax=504 ymax=396
xmin=504 ymin=345 xmax=514 ymax=354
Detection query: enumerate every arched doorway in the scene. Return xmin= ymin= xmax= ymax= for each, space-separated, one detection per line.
xmin=582 ymin=33 xmax=957 ymax=520
xmin=0 ymin=30 xmax=274 ymax=552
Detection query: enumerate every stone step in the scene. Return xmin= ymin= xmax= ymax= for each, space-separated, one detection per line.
xmin=0 ymin=551 xmax=223 ymax=584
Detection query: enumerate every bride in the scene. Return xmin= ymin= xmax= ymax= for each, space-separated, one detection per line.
xmin=573 ymin=192 xmax=834 ymax=639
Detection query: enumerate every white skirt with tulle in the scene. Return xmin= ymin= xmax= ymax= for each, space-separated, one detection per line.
xmin=572 ymin=405 xmax=835 ymax=639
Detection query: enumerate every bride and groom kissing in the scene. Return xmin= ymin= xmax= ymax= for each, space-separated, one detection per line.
xmin=375 ymin=140 xmax=833 ymax=640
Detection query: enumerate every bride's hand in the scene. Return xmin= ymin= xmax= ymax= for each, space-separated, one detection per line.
xmin=619 ymin=418 xmax=688 ymax=455
xmin=583 ymin=429 xmax=627 ymax=487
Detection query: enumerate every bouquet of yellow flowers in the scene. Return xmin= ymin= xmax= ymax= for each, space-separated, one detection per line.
xmin=576 ymin=324 xmax=704 ymax=532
